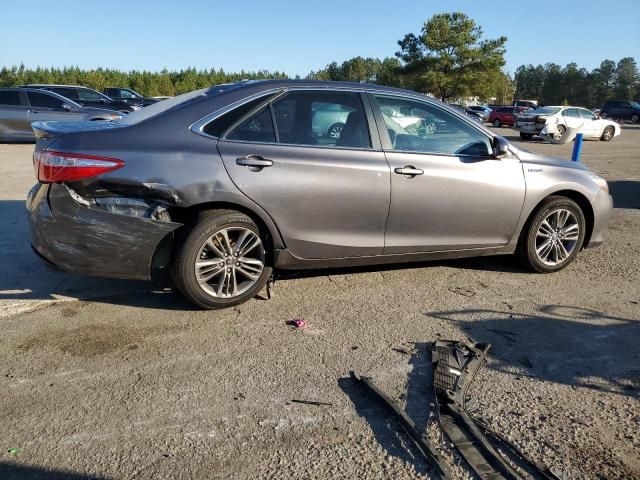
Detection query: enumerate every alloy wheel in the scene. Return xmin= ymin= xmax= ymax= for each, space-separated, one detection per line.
xmin=603 ymin=127 xmax=613 ymax=141
xmin=194 ymin=227 xmax=265 ymax=298
xmin=535 ymin=209 xmax=580 ymax=266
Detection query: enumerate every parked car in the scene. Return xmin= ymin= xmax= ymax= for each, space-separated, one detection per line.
xmin=0 ymin=88 xmax=122 ymax=142
xmin=488 ymin=107 xmax=517 ymax=127
xmin=600 ymin=100 xmax=640 ymax=123
xmin=467 ymin=105 xmax=492 ymax=121
xmin=23 ymin=84 xmax=139 ymax=113
xmin=513 ymin=99 xmax=538 ymax=109
xmin=103 ymin=87 xmax=159 ymax=107
xmin=27 ymin=80 xmax=612 ymax=309
xmin=450 ymin=104 xmax=483 ymax=122
xmin=515 ymin=106 xmax=620 ymax=141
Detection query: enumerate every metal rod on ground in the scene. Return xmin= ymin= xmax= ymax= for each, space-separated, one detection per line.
xmin=572 ymin=133 xmax=583 ymax=162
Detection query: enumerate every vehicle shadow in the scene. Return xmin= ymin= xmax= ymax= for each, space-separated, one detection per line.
xmin=608 ymin=180 xmax=640 ymax=209
xmin=0 ymin=462 xmax=107 ymax=480
xmin=426 ymin=305 xmax=640 ymax=397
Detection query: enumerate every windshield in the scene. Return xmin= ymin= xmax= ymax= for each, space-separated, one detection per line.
xmin=534 ymin=107 xmax=561 ymax=115
xmin=632 ymin=102 xmax=640 ymax=109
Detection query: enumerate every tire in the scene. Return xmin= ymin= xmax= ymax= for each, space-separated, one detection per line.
xmin=554 ymin=124 xmax=566 ymax=141
xmin=631 ymin=113 xmax=639 ymax=123
xmin=171 ymin=210 xmax=272 ymax=309
xmin=600 ymin=111 xmax=608 ymax=119
xmin=600 ymin=126 xmax=615 ymax=142
xmin=519 ymin=132 xmax=533 ymax=140
xmin=518 ymin=196 xmax=586 ymax=273
xmin=493 ymin=119 xmax=502 ymax=127
xmin=327 ymin=122 xmax=344 ymax=139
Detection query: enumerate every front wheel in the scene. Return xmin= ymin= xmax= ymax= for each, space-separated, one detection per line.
xmin=493 ymin=119 xmax=502 ymax=127
xmin=631 ymin=113 xmax=639 ymax=123
xmin=171 ymin=210 xmax=272 ymax=309
xmin=518 ymin=196 xmax=586 ymax=273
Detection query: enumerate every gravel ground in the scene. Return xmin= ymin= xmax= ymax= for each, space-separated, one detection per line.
xmin=0 ymin=126 xmax=638 ymax=479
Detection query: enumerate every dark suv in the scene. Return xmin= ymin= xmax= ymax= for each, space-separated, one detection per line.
xmin=23 ymin=85 xmax=139 ymax=113
xmin=600 ymin=100 xmax=640 ymax=123
xmin=103 ymin=87 xmax=158 ymax=107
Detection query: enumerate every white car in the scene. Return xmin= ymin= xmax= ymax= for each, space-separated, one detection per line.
xmin=515 ymin=106 xmax=621 ymax=142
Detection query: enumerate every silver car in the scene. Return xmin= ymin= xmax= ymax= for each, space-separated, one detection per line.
xmin=0 ymin=88 xmax=122 ymax=141
xmin=26 ymin=80 xmax=612 ymax=309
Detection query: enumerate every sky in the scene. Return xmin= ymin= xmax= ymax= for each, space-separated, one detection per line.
xmin=1 ymin=0 xmax=639 ymax=77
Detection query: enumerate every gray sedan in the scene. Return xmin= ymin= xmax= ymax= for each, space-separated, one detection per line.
xmin=26 ymin=80 xmax=612 ymax=309
xmin=0 ymin=88 xmax=122 ymax=142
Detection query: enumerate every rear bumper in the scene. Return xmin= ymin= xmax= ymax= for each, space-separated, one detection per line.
xmin=26 ymin=183 xmax=181 ymax=280
xmin=586 ymin=189 xmax=613 ymax=248
xmin=515 ymin=123 xmax=542 ymax=134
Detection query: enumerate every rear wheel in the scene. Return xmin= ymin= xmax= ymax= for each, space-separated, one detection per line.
xmin=518 ymin=196 xmax=586 ymax=273
xmin=171 ymin=210 xmax=272 ymax=309
xmin=519 ymin=132 xmax=533 ymax=140
xmin=600 ymin=126 xmax=614 ymax=142
xmin=553 ymin=124 xmax=566 ymax=141
xmin=493 ymin=119 xmax=502 ymax=127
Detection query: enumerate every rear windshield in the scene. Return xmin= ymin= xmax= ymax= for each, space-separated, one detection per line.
xmin=534 ymin=107 xmax=561 ymax=115
xmin=119 ymin=82 xmax=246 ymax=125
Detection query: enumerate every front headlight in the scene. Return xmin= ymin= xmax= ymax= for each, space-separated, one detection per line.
xmin=589 ymin=174 xmax=609 ymax=194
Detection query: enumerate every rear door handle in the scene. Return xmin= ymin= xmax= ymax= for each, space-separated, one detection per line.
xmin=236 ymin=155 xmax=274 ymax=168
xmin=394 ymin=165 xmax=424 ymax=177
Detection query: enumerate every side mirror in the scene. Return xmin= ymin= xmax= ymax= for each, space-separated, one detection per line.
xmin=492 ymin=135 xmax=510 ymax=159
xmin=62 ymin=103 xmax=73 ymax=111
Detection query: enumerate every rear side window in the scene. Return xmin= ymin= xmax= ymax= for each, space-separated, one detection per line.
xmin=202 ymin=96 xmax=271 ymax=137
xmin=0 ymin=91 xmax=22 ymax=106
xmin=26 ymin=91 xmax=65 ymax=109
xmin=562 ymin=108 xmax=581 ymax=118
xmin=271 ymin=91 xmax=370 ymax=148
xmin=226 ymin=107 xmax=276 ymax=143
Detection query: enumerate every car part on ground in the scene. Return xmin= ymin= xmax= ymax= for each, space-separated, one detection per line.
xmin=25 ymin=80 xmax=613 ymax=309
xmin=432 ymin=340 xmax=562 ymax=480
xmin=350 ymin=371 xmax=453 ymax=480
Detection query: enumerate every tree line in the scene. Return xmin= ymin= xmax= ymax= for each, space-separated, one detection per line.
xmin=1 ymin=12 xmax=638 ymax=107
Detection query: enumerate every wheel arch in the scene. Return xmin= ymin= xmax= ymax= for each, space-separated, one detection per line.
xmin=169 ymin=200 xmax=286 ymax=251
xmin=521 ymin=189 xmax=594 ymax=248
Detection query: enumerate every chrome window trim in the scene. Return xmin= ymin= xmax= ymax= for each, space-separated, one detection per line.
xmin=189 ymin=88 xmax=285 ymax=139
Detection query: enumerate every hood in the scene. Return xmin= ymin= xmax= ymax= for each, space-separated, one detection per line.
xmin=511 ymin=145 xmax=590 ymax=171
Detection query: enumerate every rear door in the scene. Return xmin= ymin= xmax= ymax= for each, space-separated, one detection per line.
xmin=561 ymin=108 xmax=584 ymax=131
xmin=0 ymin=90 xmax=32 ymax=140
xmin=370 ymin=94 xmax=525 ymax=253
xmin=215 ymin=89 xmax=391 ymax=259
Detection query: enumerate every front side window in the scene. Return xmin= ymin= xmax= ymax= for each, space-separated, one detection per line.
xmin=0 ymin=91 xmax=22 ymax=106
xmin=119 ymin=89 xmax=139 ymax=99
xmin=26 ymin=91 xmax=65 ymax=109
xmin=374 ymin=95 xmax=492 ymax=156
xmin=50 ymin=88 xmax=79 ymax=101
xmin=226 ymin=107 xmax=276 ymax=143
xmin=272 ymin=91 xmax=370 ymax=148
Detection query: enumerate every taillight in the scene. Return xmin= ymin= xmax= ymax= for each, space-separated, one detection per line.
xmin=34 ymin=151 xmax=124 ymax=183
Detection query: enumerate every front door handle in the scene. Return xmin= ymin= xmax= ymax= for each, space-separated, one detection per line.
xmin=394 ymin=165 xmax=424 ymax=177
xmin=236 ymin=155 xmax=274 ymax=168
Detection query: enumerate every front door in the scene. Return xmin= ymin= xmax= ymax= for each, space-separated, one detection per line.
xmin=216 ymin=89 xmax=390 ymax=259
xmin=370 ymin=94 xmax=526 ymax=254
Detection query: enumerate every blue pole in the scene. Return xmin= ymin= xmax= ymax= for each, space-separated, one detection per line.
xmin=572 ymin=133 xmax=583 ymax=162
